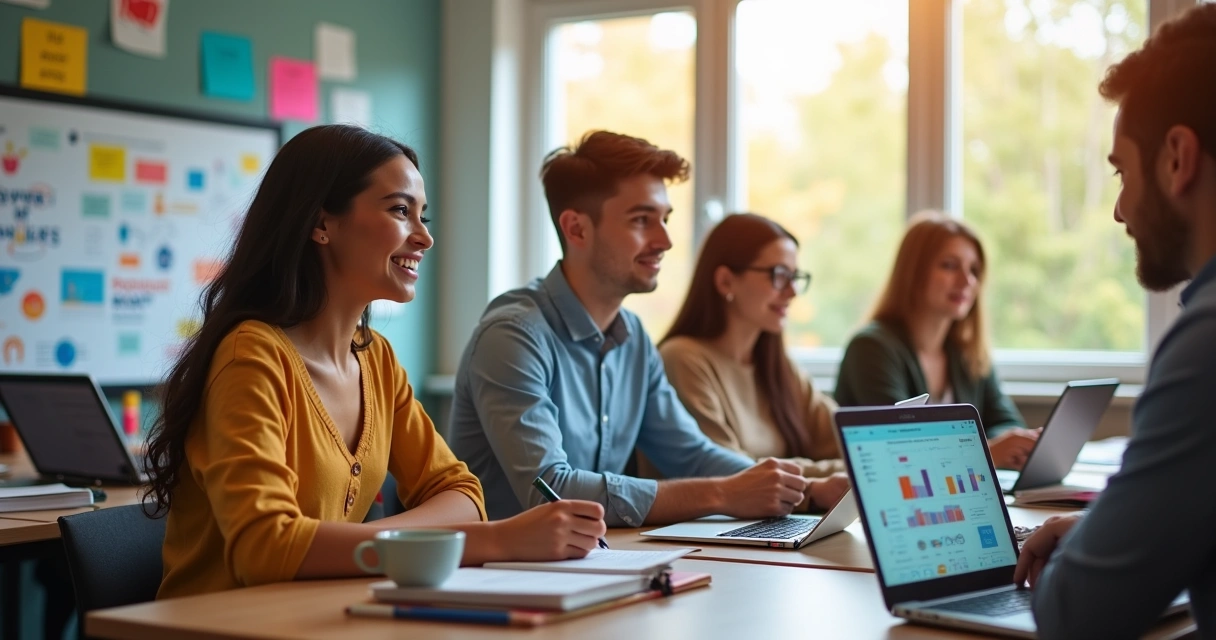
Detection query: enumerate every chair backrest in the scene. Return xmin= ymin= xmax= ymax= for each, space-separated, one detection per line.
xmin=58 ymin=505 xmax=166 ymax=615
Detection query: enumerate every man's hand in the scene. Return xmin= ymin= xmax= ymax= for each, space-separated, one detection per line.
xmin=1013 ymin=513 xmax=1083 ymax=588
xmin=806 ymin=472 xmax=851 ymax=510
xmin=990 ymin=428 xmax=1041 ymax=470
xmin=717 ymin=458 xmax=810 ymax=519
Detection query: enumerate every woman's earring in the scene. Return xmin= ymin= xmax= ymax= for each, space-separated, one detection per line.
xmin=725 ymin=293 xmax=734 ymax=303
xmin=319 ymin=236 xmax=328 ymax=244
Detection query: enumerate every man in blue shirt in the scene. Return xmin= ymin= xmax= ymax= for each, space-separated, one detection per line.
xmin=450 ymin=131 xmax=847 ymax=526
xmin=1014 ymin=6 xmax=1216 ymax=637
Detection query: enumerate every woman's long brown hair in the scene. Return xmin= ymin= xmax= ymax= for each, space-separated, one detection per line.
xmin=661 ymin=213 xmax=812 ymax=457
xmin=141 ymin=125 xmax=418 ymax=517
xmin=869 ymin=210 xmax=991 ymax=379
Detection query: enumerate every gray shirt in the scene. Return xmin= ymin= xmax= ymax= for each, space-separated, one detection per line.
xmin=1032 ymin=256 xmax=1216 ymax=638
xmin=448 ymin=263 xmax=754 ymax=526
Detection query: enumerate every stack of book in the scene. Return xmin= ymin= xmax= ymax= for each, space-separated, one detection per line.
xmin=0 ymin=483 xmax=94 ymax=512
xmin=347 ymin=548 xmax=711 ymax=627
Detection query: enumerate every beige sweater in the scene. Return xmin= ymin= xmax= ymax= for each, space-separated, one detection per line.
xmin=657 ymin=336 xmax=845 ymax=478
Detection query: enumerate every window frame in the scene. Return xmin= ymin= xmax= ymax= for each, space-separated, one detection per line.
xmin=520 ymin=0 xmax=1195 ymax=388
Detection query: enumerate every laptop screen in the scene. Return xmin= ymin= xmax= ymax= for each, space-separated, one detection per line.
xmin=840 ymin=417 xmax=1018 ymax=588
xmin=0 ymin=375 xmax=139 ymax=483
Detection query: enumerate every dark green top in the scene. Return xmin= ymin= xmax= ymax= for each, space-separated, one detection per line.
xmin=834 ymin=320 xmax=1024 ymax=437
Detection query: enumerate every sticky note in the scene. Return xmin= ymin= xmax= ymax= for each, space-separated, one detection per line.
xmin=135 ymin=160 xmax=167 ymax=184
xmin=90 ymin=145 xmax=126 ymax=182
xmin=29 ymin=127 xmax=59 ymax=150
xmin=316 ymin=22 xmax=356 ymax=81
xmin=239 ymin=153 xmax=260 ymax=174
xmin=81 ymin=193 xmax=112 ymax=218
xmin=201 ymin=32 xmax=254 ymax=101
xmin=269 ymin=57 xmax=318 ymax=122
xmin=187 ymin=169 xmax=205 ymax=190
xmin=20 ymin=18 xmax=88 ymax=96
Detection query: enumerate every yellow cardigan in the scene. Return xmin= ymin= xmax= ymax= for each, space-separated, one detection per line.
xmin=158 ymin=320 xmax=485 ymax=599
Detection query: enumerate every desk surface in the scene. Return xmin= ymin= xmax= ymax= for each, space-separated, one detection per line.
xmin=0 ymin=451 xmax=146 ymax=544
xmin=86 ymin=558 xmax=1195 ymax=640
xmin=604 ymin=504 xmax=1073 ymax=572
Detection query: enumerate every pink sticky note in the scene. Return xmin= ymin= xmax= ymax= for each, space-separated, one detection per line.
xmin=269 ymin=56 xmax=318 ymax=121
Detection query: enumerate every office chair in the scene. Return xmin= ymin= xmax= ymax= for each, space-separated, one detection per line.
xmin=58 ymin=505 xmax=166 ymax=638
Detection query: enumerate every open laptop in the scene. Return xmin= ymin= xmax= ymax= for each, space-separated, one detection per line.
xmin=835 ymin=404 xmax=1188 ymax=638
xmin=0 ymin=373 xmax=148 ymax=485
xmin=995 ymin=378 xmax=1119 ymax=493
xmin=641 ymin=488 xmax=859 ymax=549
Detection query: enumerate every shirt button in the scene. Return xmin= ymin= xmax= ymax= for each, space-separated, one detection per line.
xmin=602 ymin=414 xmax=608 ymax=423
xmin=351 ymin=462 xmax=362 ymax=477
xmin=624 ymin=517 xmax=635 ymax=526
xmin=346 ymin=494 xmax=355 ymax=507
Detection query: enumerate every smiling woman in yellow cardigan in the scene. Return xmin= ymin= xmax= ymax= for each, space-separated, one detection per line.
xmin=146 ymin=126 xmax=606 ymax=599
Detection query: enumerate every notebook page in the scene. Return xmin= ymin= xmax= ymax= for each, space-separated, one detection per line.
xmin=482 ymin=548 xmax=695 ymax=574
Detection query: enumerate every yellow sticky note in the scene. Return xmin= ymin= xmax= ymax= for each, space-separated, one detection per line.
xmin=90 ymin=145 xmax=126 ymax=182
xmin=240 ymin=154 xmax=260 ymax=174
xmin=20 ymin=18 xmax=88 ymax=96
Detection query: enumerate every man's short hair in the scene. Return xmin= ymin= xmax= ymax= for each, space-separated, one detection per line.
xmin=540 ymin=131 xmax=690 ymax=253
xmin=1099 ymin=4 xmax=1216 ymax=174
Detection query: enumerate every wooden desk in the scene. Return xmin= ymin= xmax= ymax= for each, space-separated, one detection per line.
xmin=0 ymin=451 xmax=147 ymax=544
xmin=604 ymin=505 xmax=1076 ymax=572
xmin=86 ymin=558 xmax=1195 ymax=640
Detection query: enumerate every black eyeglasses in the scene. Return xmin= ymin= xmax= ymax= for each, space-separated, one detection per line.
xmin=738 ymin=265 xmax=812 ymax=294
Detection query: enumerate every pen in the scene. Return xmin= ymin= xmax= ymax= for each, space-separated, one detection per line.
xmin=346 ymin=603 xmax=531 ymax=626
xmin=532 ymin=476 xmax=610 ymax=549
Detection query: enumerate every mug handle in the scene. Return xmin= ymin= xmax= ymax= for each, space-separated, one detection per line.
xmin=353 ymin=540 xmax=381 ymax=574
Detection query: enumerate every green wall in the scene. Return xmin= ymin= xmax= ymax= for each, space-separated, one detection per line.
xmin=0 ymin=0 xmax=442 ymax=382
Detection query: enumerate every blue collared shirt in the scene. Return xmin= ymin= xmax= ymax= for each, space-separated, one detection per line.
xmin=1031 ymin=255 xmax=1216 ymax=639
xmin=448 ymin=263 xmax=754 ymax=526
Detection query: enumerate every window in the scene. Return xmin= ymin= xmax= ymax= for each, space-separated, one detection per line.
xmin=736 ymin=0 xmax=908 ymax=348
xmin=960 ymin=0 xmax=1147 ymax=352
xmin=516 ymin=0 xmax=1188 ymax=385
xmin=548 ymin=11 xmax=697 ymax=338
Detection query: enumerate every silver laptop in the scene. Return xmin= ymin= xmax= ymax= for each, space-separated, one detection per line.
xmin=0 ymin=373 xmax=148 ymax=485
xmin=835 ymin=404 xmax=1187 ymax=638
xmin=995 ymin=378 xmax=1118 ymax=493
xmin=641 ymin=488 xmax=859 ymax=549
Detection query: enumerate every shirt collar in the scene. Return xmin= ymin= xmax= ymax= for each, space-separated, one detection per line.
xmin=1180 ymin=255 xmax=1216 ymax=307
xmin=542 ymin=262 xmax=630 ymax=344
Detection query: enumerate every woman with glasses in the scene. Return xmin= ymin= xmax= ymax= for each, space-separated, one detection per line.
xmin=657 ymin=213 xmax=848 ymax=510
xmin=834 ymin=211 xmax=1038 ymax=470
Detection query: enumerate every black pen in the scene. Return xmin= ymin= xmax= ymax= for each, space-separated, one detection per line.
xmin=532 ymin=476 xmax=610 ymax=549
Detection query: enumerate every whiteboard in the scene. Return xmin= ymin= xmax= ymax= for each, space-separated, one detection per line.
xmin=0 ymin=87 xmax=280 ymax=385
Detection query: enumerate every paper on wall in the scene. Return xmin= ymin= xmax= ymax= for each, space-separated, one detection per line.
xmin=330 ymin=88 xmax=371 ymax=129
xmin=315 ymin=22 xmax=356 ymax=81
xmin=111 ymin=0 xmax=169 ymax=58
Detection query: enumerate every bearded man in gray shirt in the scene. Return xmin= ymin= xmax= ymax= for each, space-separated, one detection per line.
xmin=1014 ymin=5 xmax=1216 ymax=638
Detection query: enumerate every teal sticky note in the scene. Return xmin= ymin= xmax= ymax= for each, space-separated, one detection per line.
xmin=121 ymin=190 xmax=146 ymax=213
xmin=201 ymin=32 xmax=255 ymax=100
xmin=81 ymin=193 xmax=111 ymax=218
xmin=29 ymin=127 xmax=59 ymax=150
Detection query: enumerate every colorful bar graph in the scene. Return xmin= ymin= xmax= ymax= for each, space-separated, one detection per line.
xmin=945 ymin=476 xmax=957 ymax=494
xmin=956 ymin=474 xmax=966 ymax=493
xmin=968 ymin=467 xmax=980 ymax=492
xmin=897 ymin=471 xmax=934 ymax=499
xmin=906 ymin=506 xmax=965 ymax=528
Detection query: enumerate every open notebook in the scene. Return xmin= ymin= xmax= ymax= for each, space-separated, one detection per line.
xmin=369 ymin=548 xmax=695 ymax=611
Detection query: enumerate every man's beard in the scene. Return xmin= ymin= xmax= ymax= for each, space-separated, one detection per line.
xmin=1132 ymin=179 xmax=1191 ymax=292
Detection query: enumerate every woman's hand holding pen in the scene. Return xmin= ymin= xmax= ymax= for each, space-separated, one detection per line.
xmin=489 ymin=500 xmax=607 ymax=561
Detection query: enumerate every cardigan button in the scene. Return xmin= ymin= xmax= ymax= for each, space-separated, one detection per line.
xmin=346 ymin=494 xmax=355 ymax=508
xmin=352 ymin=462 xmax=362 ymax=477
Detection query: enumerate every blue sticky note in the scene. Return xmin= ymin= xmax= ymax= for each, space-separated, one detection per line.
xmin=187 ymin=169 xmax=205 ymax=190
xmin=201 ymin=32 xmax=255 ymax=101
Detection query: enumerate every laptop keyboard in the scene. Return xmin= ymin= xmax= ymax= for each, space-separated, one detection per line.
xmin=718 ymin=516 xmax=820 ymax=539
xmin=927 ymin=589 xmax=1032 ymax=617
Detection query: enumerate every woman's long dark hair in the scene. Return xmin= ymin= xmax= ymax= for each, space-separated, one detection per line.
xmin=661 ymin=213 xmax=812 ymax=458
xmin=142 ymin=125 xmax=418 ymax=516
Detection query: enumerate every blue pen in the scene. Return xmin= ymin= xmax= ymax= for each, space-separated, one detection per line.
xmin=347 ymin=603 xmax=519 ymax=625
xmin=532 ymin=476 xmax=610 ymax=549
